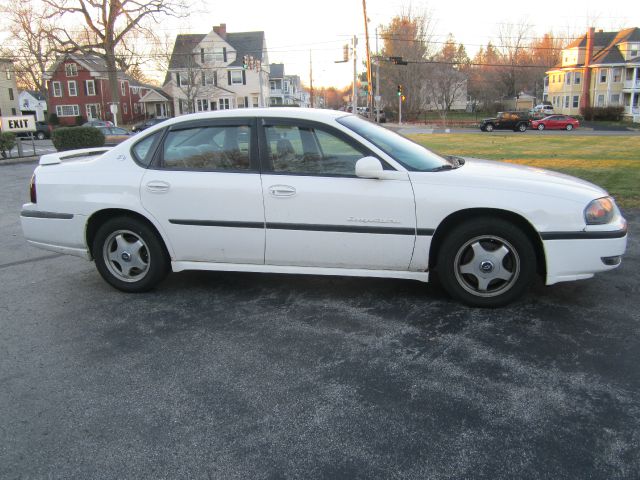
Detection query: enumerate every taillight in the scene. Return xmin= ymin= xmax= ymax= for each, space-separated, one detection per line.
xmin=29 ymin=174 xmax=37 ymax=203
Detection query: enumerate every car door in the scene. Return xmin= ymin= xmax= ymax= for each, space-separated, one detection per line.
xmin=547 ymin=116 xmax=561 ymax=129
xmin=258 ymin=118 xmax=416 ymax=270
xmin=140 ymin=118 xmax=265 ymax=264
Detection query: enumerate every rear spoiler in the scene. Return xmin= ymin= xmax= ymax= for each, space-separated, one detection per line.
xmin=39 ymin=147 xmax=111 ymax=166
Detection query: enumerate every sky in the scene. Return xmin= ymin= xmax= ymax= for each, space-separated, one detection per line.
xmin=164 ymin=0 xmax=640 ymax=88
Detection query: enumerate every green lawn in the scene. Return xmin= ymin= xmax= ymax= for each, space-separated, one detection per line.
xmin=408 ymin=134 xmax=640 ymax=209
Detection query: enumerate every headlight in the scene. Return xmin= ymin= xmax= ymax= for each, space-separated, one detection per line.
xmin=584 ymin=197 xmax=616 ymax=225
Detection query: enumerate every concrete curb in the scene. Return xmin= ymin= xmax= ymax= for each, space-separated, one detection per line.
xmin=0 ymin=156 xmax=39 ymax=166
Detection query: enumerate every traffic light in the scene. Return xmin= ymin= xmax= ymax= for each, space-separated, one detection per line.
xmin=343 ymin=44 xmax=349 ymax=62
xmin=401 ymin=95 xmax=406 ymax=102
xmin=397 ymin=84 xmax=403 ymax=96
xmin=242 ymin=55 xmax=249 ymax=69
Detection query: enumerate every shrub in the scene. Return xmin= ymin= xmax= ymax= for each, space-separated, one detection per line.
xmin=75 ymin=115 xmax=85 ymax=126
xmin=0 ymin=132 xmax=16 ymax=158
xmin=48 ymin=113 xmax=60 ymax=125
xmin=581 ymin=106 xmax=624 ymax=121
xmin=52 ymin=127 xmax=105 ymax=152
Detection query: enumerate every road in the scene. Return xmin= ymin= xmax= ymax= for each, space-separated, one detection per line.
xmin=4 ymin=138 xmax=56 ymax=159
xmin=1 ymin=161 xmax=639 ymax=479
xmin=394 ymin=125 xmax=640 ymax=136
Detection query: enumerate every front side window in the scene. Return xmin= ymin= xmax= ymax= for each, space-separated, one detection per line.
xmin=338 ymin=115 xmax=449 ymax=172
xmin=132 ymin=131 xmax=161 ymax=166
xmin=65 ymin=63 xmax=77 ymax=77
xmin=68 ymin=80 xmax=77 ymax=96
xmin=161 ymin=125 xmax=251 ymax=170
xmin=264 ymin=124 xmax=367 ymax=176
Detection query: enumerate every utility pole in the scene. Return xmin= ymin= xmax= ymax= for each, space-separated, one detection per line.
xmin=309 ymin=50 xmax=314 ymax=108
xmin=352 ymin=35 xmax=358 ymax=115
xmin=399 ymin=94 xmax=402 ymax=125
xmin=375 ymin=27 xmax=380 ymax=123
xmin=362 ymin=0 xmax=373 ymax=118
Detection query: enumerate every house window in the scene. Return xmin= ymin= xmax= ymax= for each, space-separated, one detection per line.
xmin=200 ymin=48 xmax=205 ymax=63
xmin=219 ymin=98 xmax=231 ymax=110
xmin=6 ymin=70 xmax=10 ymax=80
xmin=52 ymin=81 xmax=62 ymax=97
xmin=631 ymin=48 xmax=638 ymax=58
xmin=11 ymin=108 xmax=16 ymax=115
xmin=572 ymin=95 xmax=579 ymax=108
xmin=627 ymin=69 xmax=635 ymax=81
xmin=201 ymin=72 xmax=207 ymax=86
xmin=565 ymin=72 xmax=571 ymax=84
xmin=574 ymin=71 xmax=581 ymax=85
xmin=612 ymin=68 xmax=621 ymax=82
xmin=597 ymin=94 xmax=605 ymax=107
xmin=196 ymin=99 xmax=209 ymax=111
xmin=133 ymin=103 xmax=138 ymax=114
xmin=123 ymin=103 xmax=128 ymax=114
xmin=65 ymin=63 xmax=77 ymax=77
xmin=564 ymin=96 xmax=569 ymax=108
xmin=252 ymin=96 xmax=259 ymax=107
xmin=120 ymin=81 xmax=127 ymax=96
xmin=179 ymin=74 xmax=190 ymax=87
xmin=68 ymin=80 xmax=77 ymax=96
xmin=230 ymin=70 xmax=243 ymax=85
xmin=212 ymin=48 xmax=225 ymax=62
xmin=599 ymin=68 xmax=607 ymax=83
xmin=131 ymin=86 xmax=139 ymax=95
xmin=56 ymin=105 xmax=80 ymax=117
xmin=8 ymin=88 xmax=14 ymax=101
xmin=86 ymin=80 xmax=96 ymax=96
xmin=610 ymin=94 xmax=620 ymax=105
xmin=544 ymin=76 xmax=549 ymax=87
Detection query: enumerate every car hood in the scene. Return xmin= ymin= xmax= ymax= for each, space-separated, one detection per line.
xmin=409 ymin=158 xmax=607 ymax=203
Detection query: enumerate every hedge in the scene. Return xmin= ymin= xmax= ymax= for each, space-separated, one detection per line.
xmin=0 ymin=132 xmax=16 ymax=158
xmin=580 ymin=106 xmax=625 ymax=121
xmin=52 ymin=127 xmax=105 ymax=152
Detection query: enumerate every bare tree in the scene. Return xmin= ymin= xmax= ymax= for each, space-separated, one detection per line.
xmin=496 ymin=21 xmax=533 ymax=98
xmin=0 ymin=1 xmax=58 ymax=96
xmin=44 ymin=0 xmax=187 ymax=123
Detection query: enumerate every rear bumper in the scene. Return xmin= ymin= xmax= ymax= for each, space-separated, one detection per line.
xmin=543 ymin=227 xmax=628 ymax=285
xmin=20 ymin=204 xmax=90 ymax=259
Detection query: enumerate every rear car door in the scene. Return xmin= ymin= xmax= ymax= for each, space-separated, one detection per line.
xmin=139 ymin=118 xmax=265 ymax=264
xmin=258 ymin=118 xmax=416 ymax=270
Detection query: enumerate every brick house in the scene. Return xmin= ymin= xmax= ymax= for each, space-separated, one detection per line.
xmin=44 ymin=53 xmax=152 ymax=126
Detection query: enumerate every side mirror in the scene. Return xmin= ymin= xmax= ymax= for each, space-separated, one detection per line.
xmin=355 ymin=156 xmax=384 ymax=179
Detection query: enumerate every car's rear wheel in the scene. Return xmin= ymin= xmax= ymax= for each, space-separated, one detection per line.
xmin=485 ymin=124 xmax=494 ymax=132
xmin=93 ymin=217 xmax=168 ymax=292
xmin=436 ymin=218 xmax=536 ymax=307
xmin=36 ymin=131 xmax=46 ymax=140
xmin=517 ymin=123 xmax=527 ymax=132
xmin=537 ymin=124 xmax=545 ymax=131
xmin=566 ymin=124 xmax=573 ymax=131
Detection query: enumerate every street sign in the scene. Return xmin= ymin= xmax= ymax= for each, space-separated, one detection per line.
xmin=0 ymin=115 xmax=36 ymax=133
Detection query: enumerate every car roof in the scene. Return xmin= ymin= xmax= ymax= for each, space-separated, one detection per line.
xmin=157 ymin=108 xmax=350 ymax=129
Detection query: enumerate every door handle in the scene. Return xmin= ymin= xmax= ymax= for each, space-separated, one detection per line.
xmin=268 ymin=185 xmax=296 ymax=197
xmin=145 ymin=180 xmax=170 ymax=193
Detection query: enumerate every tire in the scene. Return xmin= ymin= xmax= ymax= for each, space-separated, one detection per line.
xmin=517 ymin=123 xmax=527 ymax=132
xmin=566 ymin=124 xmax=573 ymax=131
xmin=36 ymin=131 xmax=46 ymax=140
xmin=92 ymin=216 xmax=168 ymax=292
xmin=485 ymin=124 xmax=494 ymax=132
xmin=436 ymin=218 xmax=536 ymax=307
xmin=537 ymin=124 xmax=545 ymax=131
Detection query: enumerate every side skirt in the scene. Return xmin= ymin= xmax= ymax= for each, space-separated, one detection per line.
xmin=171 ymin=261 xmax=430 ymax=283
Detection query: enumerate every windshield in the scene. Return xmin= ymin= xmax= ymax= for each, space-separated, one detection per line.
xmin=337 ymin=115 xmax=450 ymax=171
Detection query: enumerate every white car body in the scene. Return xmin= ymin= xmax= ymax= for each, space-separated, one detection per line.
xmin=20 ymin=108 xmax=627 ymax=304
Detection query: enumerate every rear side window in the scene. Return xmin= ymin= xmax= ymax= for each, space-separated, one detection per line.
xmin=161 ymin=125 xmax=251 ymax=171
xmin=132 ymin=132 xmax=161 ymax=167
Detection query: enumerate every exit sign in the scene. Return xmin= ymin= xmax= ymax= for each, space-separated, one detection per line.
xmin=0 ymin=115 xmax=36 ymax=133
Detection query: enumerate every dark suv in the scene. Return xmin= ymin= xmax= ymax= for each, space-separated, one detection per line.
xmin=480 ymin=111 xmax=530 ymax=132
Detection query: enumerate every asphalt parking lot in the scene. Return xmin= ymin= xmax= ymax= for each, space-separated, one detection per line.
xmin=1 ymin=161 xmax=639 ymax=479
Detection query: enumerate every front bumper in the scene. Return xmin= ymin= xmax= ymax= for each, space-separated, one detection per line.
xmin=543 ymin=224 xmax=628 ymax=285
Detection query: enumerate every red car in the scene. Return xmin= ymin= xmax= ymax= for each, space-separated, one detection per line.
xmin=530 ymin=115 xmax=580 ymax=131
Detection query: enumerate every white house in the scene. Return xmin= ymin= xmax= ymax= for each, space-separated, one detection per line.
xmin=18 ymin=91 xmax=48 ymax=121
xmin=164 ymin=23 xmax=270 ymax=114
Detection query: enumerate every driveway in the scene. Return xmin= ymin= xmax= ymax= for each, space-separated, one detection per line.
xmin=1 ymin=162 xmax=639 ymax=479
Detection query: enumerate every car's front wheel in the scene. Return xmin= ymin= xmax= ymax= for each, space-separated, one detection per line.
xmin=485 ymin=124 xmax=494 ymax=132
xmin=93 ymin=216 xmax=168 ymax=292
xmin=566 ymin=124 xmax=573 ymax=131
xmin=436 ymin=218 xmax=536 ymax=307
xmin=36 ymin=131 xmax=46 ymax=140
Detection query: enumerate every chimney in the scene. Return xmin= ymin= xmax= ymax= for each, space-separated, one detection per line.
xmin=580 ymin=27 xmax=595 ymax=112
xmin=213 ymin=23 xmax=227 ymax=39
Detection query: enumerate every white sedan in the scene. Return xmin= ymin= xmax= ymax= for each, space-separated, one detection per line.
xmin=20 ymin=109 xmax=627 ymax=307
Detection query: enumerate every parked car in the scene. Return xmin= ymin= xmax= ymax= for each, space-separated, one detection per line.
xmin=96 ymin=126 xmax=135 ymax=145
xmin=16 ymin=121 xmax=51 ymax=140
xmin=532 ymin=104 xmax=554 ymax=116
xmin=480 ymin=111 xmax=531 ymax=132
xmin=83 ymin=120 xmax=114 ymax=128
xmin=20 ymin=109 xmax=627 ymax=307
xmin=132 ymin=117 xmax=168 ymax=133
xmin=530 ymin=115 xmax=580 ymax=131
